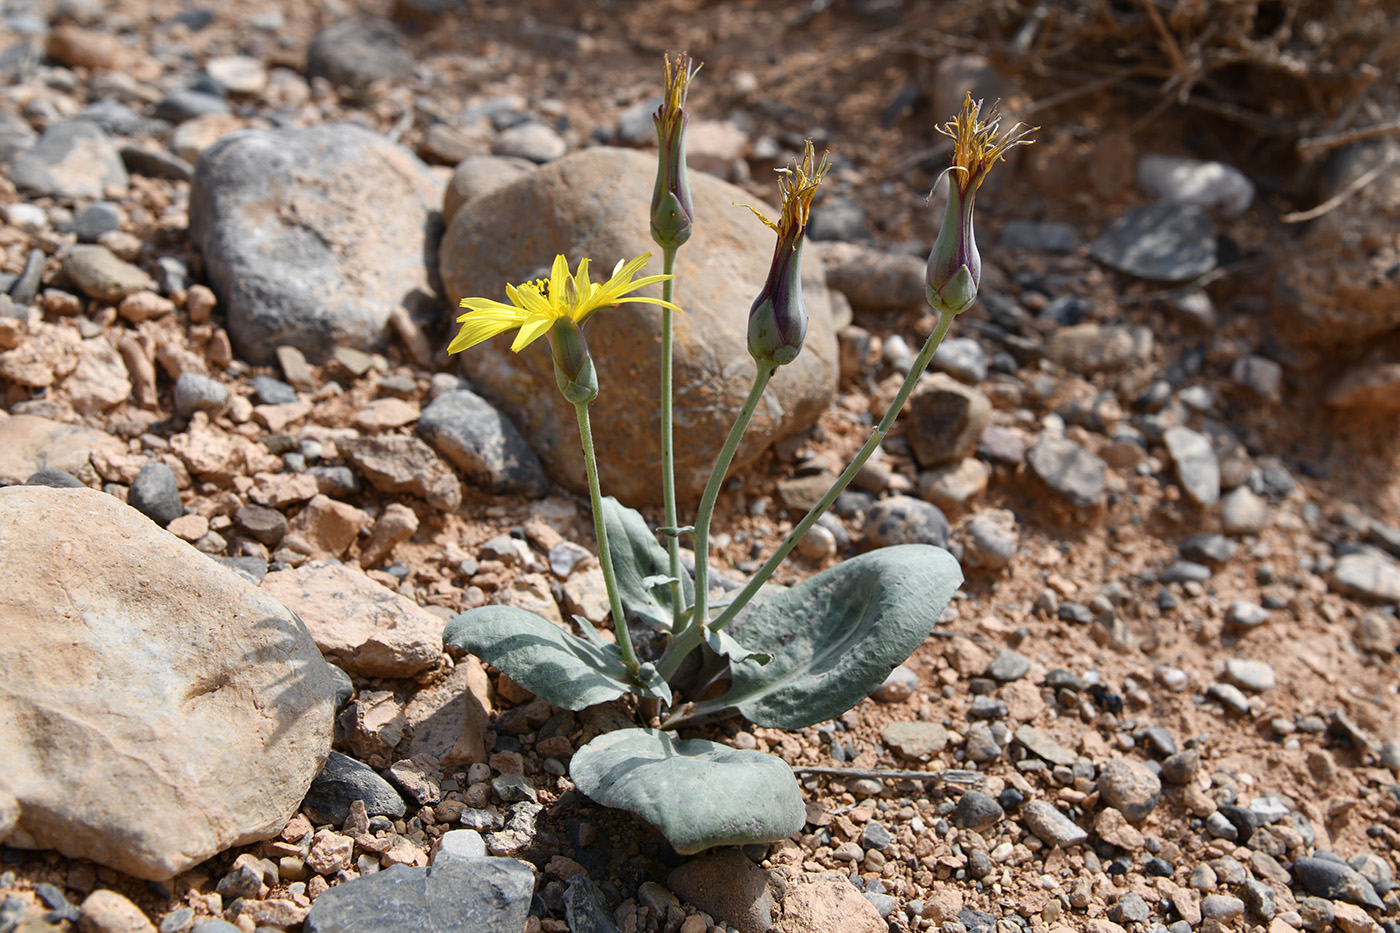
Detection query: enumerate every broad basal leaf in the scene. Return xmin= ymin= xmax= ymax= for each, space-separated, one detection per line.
xmin=571 ymin=728 xmax=804 ymax=854
xmin=712 ymin=545 xmax=962 ymax=728
xmin=443 ymin=605 xmax=670 ymax=709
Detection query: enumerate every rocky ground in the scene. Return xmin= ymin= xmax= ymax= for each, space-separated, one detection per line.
xmin=0 ymin=1 xmax=1399 ymax=933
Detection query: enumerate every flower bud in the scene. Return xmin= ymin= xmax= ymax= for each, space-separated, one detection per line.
xmin=548 ymin=317 xmax=598 ymax=404
xmin=925 ymin=181 xmax=980 ymax=315
xmin=748 ymin=235 xmax=807 ymax=366
xmin=924 ymin=93 xmax=1035 ymax=317
xmin=651 ymin=52 xmax=699 ymax=251
xmin=742 ymin=141 xmax=829 ymax=367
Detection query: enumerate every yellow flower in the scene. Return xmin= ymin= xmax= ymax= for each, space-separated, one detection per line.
xmin=449 ymin=252 xmax=680 ymax=355
xmin=937 ymin=92 xmax=1036 ymax=196
xmin=742 ymin=140 xmax=830 ymax=241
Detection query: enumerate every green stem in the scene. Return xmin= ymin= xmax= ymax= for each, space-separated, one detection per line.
xmin=660 ymin=246 xmax=682 ymax=629
xmin=659 ymin=360 xmax=777 ymax=678
xmin=709 ymin=309 xmax=958 ymax=633
xmin=574 ymin=400 xmax=639 ymax=674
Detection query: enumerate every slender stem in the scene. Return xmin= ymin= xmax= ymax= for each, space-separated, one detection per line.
xmin=574 ymin=400 xmax=639 ymax=674
xmin=659 ymin=360 xmax=776 ymax=678
xmin=709 ymin=309 xmax=958 ymax=633
xmin=660 ymin=246 xmax=682 ymax=629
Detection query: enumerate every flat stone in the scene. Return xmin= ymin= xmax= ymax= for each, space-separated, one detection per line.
xmin=1021 ymin=800 xmax=1088 ymax=847
xmin=63 ymin=244 xmax=154 ymax=303
xmin=1221 ymin=486 xmax=1270 ymax=534
xmin=1292 ymin=856 xmax=1384 ymax=909
xmin=402 ymin=658 xmax=491 ymax=768
xmin=963 ymin=508 xmax=1018 ymax=570
xmin=881 ymin=721 xmax=949 ymax=759
xmin=10 ymin=121 xmax=128 ymax=199
xmin=986 ymin=649 xmax=1031 ymax=682
xmin=1027 ymin=435 xmax=1106 ymax=507
xmin=1014 ymin=725 xmax=1076 ymax=766
xmin=303 ymin=857 xmax=532 ymax=933
xmin=1137 ymin=154 xmax=1254 ymax=217
xmin=417 ymin=389 xmax=548 ymax=497
xmin=1224 ymin=658 xmax=1275 ymax=692
xmin=492 ymin=121 xmax=567 ymax=163
xmin=190 ymin=123 xmax=442 ymax=365
xmin=1164 ymin=426 xmax=1220 ymax=507
xmin=816 ymin=241 xmax=924 ymax=311
xmin=439 ymin=147 xmax=837 ymax=505
xmin=79 ymin=890 xmax=156 ymax=933
xmin=0 ymin=487 xmax=335 ymax=880
xmin=262 ymin=561 xmax=444 ymax=677
xmin=779 ymin=870 xmax=886 ymax=933
xmin=1046 ymin=323 xmax=1154 ymax=374
xmin=0 ymin=415 xmax=122 ymax=486
xmin=1228 ymin=600 xmax=1271 ymax=628
xmin=1333 ymin=550 xmax=1400 ymax=602
xmin=1090 ymin=203 xmax=1216 ymax=282
xmin=338 ymin=434 xmax=462 ymax=511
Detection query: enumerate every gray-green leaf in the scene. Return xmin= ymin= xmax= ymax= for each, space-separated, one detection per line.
xmin=570 ymin=728 xmax=805 ymax=854
xmin=443 ymin=605 xmax=671 ymax=709
xmin=601 ymin=496 xmax=692 ymax=631
xmin=715 ymin=545 xmax=962 ymax=728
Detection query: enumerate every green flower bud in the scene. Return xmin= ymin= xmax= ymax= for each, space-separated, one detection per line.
xmin=748 ymin=235 xmax=807 ymax=366
xmin=651 ymin=52 xmax=699 ymax=251
xmin=548 ymin=317 xmax=598 ymax=404
xmin=925 ymin=182 xmax=980 ymax=315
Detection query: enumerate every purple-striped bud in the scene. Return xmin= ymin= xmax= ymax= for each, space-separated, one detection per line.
xmin=925 ymin=181 xmax=980 ymax=315
xmin=651 ymin=52 xmax=699 ymax=251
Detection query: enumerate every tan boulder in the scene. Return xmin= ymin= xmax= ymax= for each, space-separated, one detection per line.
xmin=439 ymin=147 xmax=838 ymax=506
xmin=0 ymin=486 xmax=335 ymax=880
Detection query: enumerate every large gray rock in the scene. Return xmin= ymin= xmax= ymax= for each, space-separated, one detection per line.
xmin=304 ymin=858 xmax=533 ymax=933
xmin=439 ymin=147 xmax=838 ymax=505
xmin=0 ymin=486 xmax=335 ymax=880
xmin=190 ymin=123 xmax=444 ymax=365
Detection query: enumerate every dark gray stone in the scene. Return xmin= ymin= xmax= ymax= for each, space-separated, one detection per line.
xmin=306 ymin=17 xmax=415 ymax=97
xmin=1180 ymin=533 xmax=1237 ymax=566
xmin=417 ymin=389 xmax=548 ymax=497
xmin=327 ymin=663 xmax=355 ymax=711
xmin=1293 ymin=856 xmax=1384 ymax=908
xmin=10 ymin=121 xmax=127 ymax=199
xmin=120 ymin=145 xmax=194 ymax=182
xmin=80 ymin=99 xmax=163 ymax=137
xmin=951 ymin=790 xmax=1003 ymax=831
xmin=861 ymin=822 xmax=894 ymax=850
xmin=234 ymin=503 xmax=287 ymax=547
xmin=302 ymin=751 xmax=406 ymax=826
xmin=930 ymin=337 xmax=987 ymax=384
xmin=859 ymin=495 xmax=949 ymax=550
xmin=10 ymin=247 xmax=46 ymax=307
xmin=563 ymin=875 xmax=621 ymax=933
xmin=152 ymin=88 xmax=230 ymax=123
xmin=129 ymin=462 xmax=183 ymax=526
xmin=304 ymin=858 xmax=533 ymax=933
xmin=190 ymin=123 xmax=442 ymax=365
xmin=1027 ymin=435 xmax=1106 ymax=507
xmin=1090 ymin=203 xmax=1216 ymax=282
xmin=253 ymin=375 xmax=299 ymax=405
xmin=66 ymin=200 xmax=119 ymax=240
xmin=1109 ymin=892 xmax=1149 ymax=925
xmin=1160 ymin=561 xmax=1211 ymax=584
xmin=25 ymin=468 xmax=85 ymax=489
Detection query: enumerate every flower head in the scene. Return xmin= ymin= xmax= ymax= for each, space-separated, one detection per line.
xmin=449 ymin=252 xmax=679 ymax=355
xmin=651 ymin=52 xmax=700 ymax=251
xmin=744 ymin=140 xmax=830 ymax=366
xmin=937 ymin=92 xmax=1036 ymax=197
xmin=925 ymin=94 xmax=1035 ymax=315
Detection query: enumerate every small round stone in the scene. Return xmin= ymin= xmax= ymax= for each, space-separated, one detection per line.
xmin=952 ymin=791 xmax=1004 ymax=832
xmin=871 ymin=664 xmax=918 ymax=703
xmin=1097 ymin=758 xmax=1161 ymax=822
xmin=128 ymin=462 xmax=183 ymax=526
xmin=173 ymin=372 xmax=229 ymax=419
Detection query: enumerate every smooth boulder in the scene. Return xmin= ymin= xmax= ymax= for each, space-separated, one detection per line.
xmin=190 ymin=123 xmax=444 ymax=365
xmin=0 ymin=486 xmax=336 ymax=880
xmin=439 ymin=147 xmax=839 ymax=505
